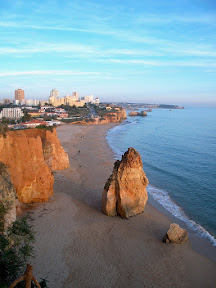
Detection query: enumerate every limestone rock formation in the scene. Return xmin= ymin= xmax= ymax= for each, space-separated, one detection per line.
xmin=37 ymin=129 xmax=69 ymax=170
xmin=71 ymin=108 xmax=127 ymax=125
xmin=102 ymin=147 xmax=148 ymax=218
xmin=163 ymin=223 xmax=189 ymax=244
xmin=0 ymin=162 xmax=16 ymax=229
xmin=129 ymin=110 xmax=147 ymax=117
xmin=0 ymin=128 xmax=69 ymax=204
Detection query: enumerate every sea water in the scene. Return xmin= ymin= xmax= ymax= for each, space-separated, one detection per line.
xmin=106 ymin=107 xmax=216 ymax=246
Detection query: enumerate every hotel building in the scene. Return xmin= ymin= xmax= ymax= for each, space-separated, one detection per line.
xmin=15 ymin=89 xmax=25 ymax=103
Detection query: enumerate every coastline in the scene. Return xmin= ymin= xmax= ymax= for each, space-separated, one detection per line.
xmin=29 ymin=124 xmax=216 ymax=287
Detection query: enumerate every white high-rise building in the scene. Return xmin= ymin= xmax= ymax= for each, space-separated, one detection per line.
xmin=50 ymin=89 xmax=60 ymax=99
xmin=84 ymin=95 xmax=94 ymax=103
xmin=0 ymin=108 xmax=23 ymax=119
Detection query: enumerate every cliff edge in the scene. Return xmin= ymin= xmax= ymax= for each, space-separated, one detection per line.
xmin=0 ymin=128 xmax=69 ymax=204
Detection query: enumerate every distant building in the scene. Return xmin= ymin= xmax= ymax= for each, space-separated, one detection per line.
xmin=40 ymin=99 xmax=46 ymax=106
xmin=22 ymin=119 xmax=47 ymax=128
xmin=94 ymin=97 xmax=100 ymax=105
xmin=0 ymin=108 xmax=23 ymax=119
xmin=72 ymin=92 xmax=79 ymax=101
xmin=84 ymin=95 xmax=94 ymax=103
xmin=13 ymin=100 xmax=20 ymax=106
xmin=50 ymin=89 xmax=60 ymax=99
xmin=49 ymin=95 xmax=85 ymax=107
xmin=0 ymin=98 xmax=13 ymax=104
xmin=15 ymin=89 xmax=24 ymax=103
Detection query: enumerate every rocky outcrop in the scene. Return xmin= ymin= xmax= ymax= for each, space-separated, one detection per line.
xmin=102 ymin=148 xmax=148 ymax=218
xmin=163 ymin=223 xmax=189 ymax=244
xmin=34 ymin=129 xmax=69 ymax=170
xmin=0 ymin=128 xmax=69 ymax=204
xmin=70 ymin=109 xmax=127 ymax=125
xmin=129 ymin=110 xmax=147 ymax=117
xmin=0 ymin=162 xmax=16 ymax=229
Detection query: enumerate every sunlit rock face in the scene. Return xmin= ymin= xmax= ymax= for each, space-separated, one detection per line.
xmin=0 ymin=128 xmax=69 ymax=204
xmin=102 ymin=147 xmax=148 ymax=219
xmin=163 ymin=223 xmax=189 ymax=244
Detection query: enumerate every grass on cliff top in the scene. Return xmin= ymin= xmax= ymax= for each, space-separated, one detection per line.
xmin=36 ymin=125 xmax=55 ymax=132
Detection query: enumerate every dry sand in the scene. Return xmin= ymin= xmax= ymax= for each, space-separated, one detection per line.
xmin=29 ymin=124 xmax=216 ymax=288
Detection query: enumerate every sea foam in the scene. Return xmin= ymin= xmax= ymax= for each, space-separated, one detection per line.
xmin=106 ymin=115 xmax=216 ymax=247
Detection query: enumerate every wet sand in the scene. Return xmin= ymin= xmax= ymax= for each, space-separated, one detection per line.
xmin=30 ymin=124 xmax=216 ymax=288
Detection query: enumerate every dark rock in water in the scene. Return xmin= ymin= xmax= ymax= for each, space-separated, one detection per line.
xmin=163 ymin=223 xmax=189 ymax=244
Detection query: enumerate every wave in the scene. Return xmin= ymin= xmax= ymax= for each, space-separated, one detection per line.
xmin=106 ymin=119 xmax=136 ymax=160
xmin=147 ymin=185 xmax=216 ymax=246
xmin=106 ymin=120 xmax=216 ymax=247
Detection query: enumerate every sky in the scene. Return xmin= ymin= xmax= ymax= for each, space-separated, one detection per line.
xmin=0 ymin=0 xmax=216 ymax=106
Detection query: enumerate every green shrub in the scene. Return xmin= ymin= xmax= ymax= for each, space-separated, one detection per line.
xmin=0 ymin=203 xmax=48 ymax=287
xmin=0 ymin=203 xmax=34 ymax=286
xmin=0 ymin=123 xmax=9 ymax=138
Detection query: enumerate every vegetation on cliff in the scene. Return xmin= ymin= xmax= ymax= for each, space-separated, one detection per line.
xmin=58 ymin=104 xmax=90 ymax=117
xmin=0 ymin=203 xmax=49 ymax=287
xmin=0 ymin=123 xmax=9 ymax=138
xmin=0 ymin=203 xmax=34 ymax=287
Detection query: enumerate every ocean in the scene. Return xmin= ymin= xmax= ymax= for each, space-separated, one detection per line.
xmin=106 ymin=107 xmax=216 ymax=246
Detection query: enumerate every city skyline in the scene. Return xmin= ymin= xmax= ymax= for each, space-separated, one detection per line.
xmin=0 ymin=0 xmax=216 ymax=106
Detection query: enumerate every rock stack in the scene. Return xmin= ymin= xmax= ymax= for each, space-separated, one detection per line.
xmin=102 ymin=148 xmax=148 ymax=218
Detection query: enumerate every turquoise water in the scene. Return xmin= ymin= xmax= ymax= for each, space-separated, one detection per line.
xmin=107 ymin=108 xmax=216 ymax=246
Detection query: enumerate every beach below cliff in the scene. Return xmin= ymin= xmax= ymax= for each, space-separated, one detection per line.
xmin=29 ymin=124 xmax=216 ymax=288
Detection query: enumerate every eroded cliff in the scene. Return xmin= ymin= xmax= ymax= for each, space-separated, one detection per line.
xmin=0 ymin=128 xmax=69 ymax=204
xmin=70 ymin=108 xmax=127 ymax=125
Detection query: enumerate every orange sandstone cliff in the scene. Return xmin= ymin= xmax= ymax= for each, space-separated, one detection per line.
xmin=102 ymin=147 xmax=148 ymax=218
xmin=0 ymin=128 xmax=69 ymax=204
xmin=98 ymin=108 xmax=127 ymax=124
xmin=70 ymin=108 xmax=127 ymax=125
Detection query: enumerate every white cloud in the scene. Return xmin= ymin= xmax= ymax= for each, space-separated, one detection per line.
xmin=103 ymin=59 xmax=216 ymax=68
xmin=0 ymin=43 xmax=97 ymax=55
xmin=0 ymin=70 xmax=107 ymax=77
xmin=135 ymin=13 xmax=216 ymax=25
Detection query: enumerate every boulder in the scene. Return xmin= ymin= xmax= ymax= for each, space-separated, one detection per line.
xmin=129 ymin=111 xmax=139 ymax=116
xmin=139 ymin=110 xmax=147 ymax=116
xmin=163 ymin=223 xmax=189 ymax=244
xmin=102 ymin=148 xmax=148 ymax=218
xmin=129 ymin=111 xmax=147 ymax=117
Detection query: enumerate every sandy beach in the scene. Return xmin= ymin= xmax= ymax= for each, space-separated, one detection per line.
xmin=29 ymin=124 xmax=216 ymax=288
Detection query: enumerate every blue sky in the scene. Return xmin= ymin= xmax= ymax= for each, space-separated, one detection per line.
xmin=0 ymin=0 xmax=216 ymax=105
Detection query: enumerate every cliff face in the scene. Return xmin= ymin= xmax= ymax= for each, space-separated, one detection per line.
xmin=70 ymin=109 xmax=127 ymax=125
xmin=100 ymin=109 xmax=127 ymax=124
xmin=0 ymin=128 xmax=69 ymax=204
xmin=29 ymin=129 xmax=69 ymax=171
xmin=102 ymin=147 xmax=148 ymax=218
